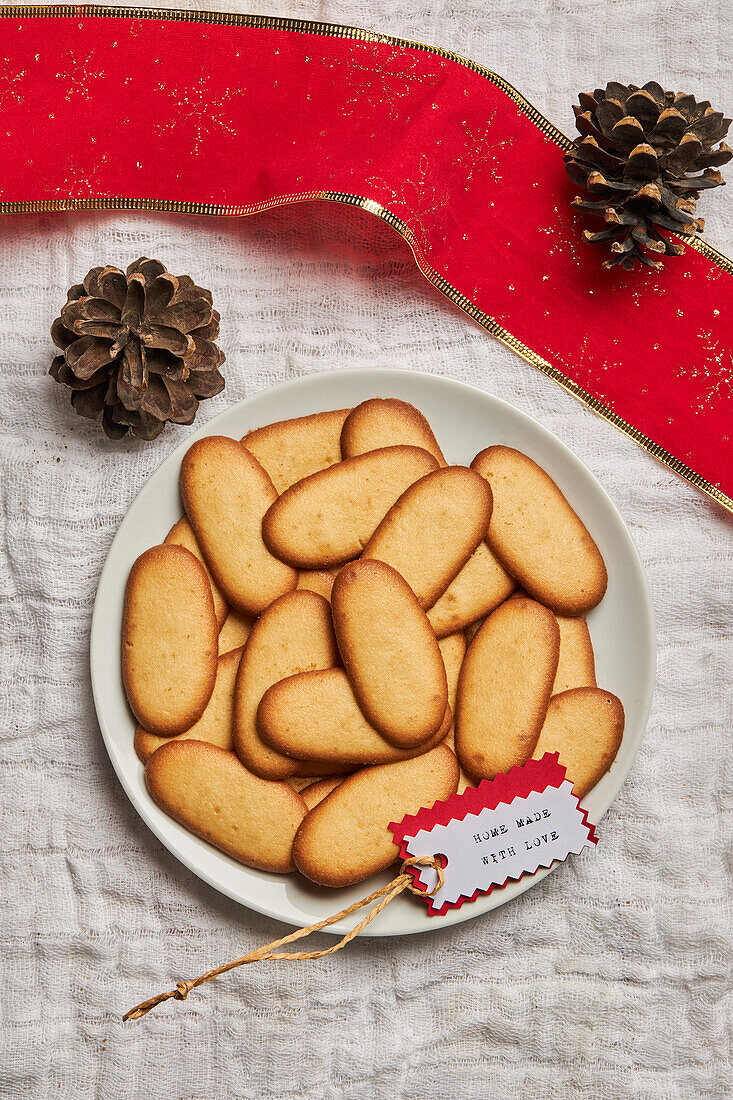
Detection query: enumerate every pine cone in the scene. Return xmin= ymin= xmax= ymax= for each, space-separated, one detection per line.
xmin=50 ymin=258 xmax=225 ymax=439
xmin=564 ymin=82 xmax=732 ymax=270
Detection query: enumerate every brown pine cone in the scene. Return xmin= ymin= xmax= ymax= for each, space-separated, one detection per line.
xmin=50 ymin=257 xmax=225 ymax=439
xmin=565 ymin=82 xmax=732 ymax=270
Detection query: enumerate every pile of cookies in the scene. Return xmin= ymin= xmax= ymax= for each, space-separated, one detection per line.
xmin=122 ymin=398 xmax=624 ymax=889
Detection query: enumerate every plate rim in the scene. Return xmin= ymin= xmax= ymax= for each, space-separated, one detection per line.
xmin=90 ymin=367 xmax=656 ymax=937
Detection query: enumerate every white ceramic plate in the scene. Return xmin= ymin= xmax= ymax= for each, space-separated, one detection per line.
xmin=91 ymin=368 xmax=655 ymax=936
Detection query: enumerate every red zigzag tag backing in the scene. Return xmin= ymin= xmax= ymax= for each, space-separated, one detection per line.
xmin=390 ymin=753 xmax=597 ymax=915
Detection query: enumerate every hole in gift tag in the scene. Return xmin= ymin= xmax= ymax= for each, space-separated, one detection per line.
xmin=404 ymin=851 xmax=448 ymax=898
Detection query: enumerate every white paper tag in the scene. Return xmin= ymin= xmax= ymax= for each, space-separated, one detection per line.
xmin=390 ymin=754 xmax=597 ymax=914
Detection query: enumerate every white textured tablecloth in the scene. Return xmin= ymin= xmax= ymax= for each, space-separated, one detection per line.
xmin=1 ymin=1 xmax=732 ymax=1096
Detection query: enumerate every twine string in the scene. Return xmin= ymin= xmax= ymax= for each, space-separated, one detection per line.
xmin=123 ymin=855 xmax=444 ymax=1021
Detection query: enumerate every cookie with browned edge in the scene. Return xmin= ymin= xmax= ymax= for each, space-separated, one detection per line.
xmin=145 ymin=740 xmax=307 ymax=873
xmin=456 ymin=596 xmax=559 ymax=782
xmin=232 ymin=590 xmax=340 ymax=780
xmin=180 ymin=435 xmax=297 ymax=615
xmin=331 ymin=560 xmax=447 ymax=747
xmin=472 ymin=446 xmax=607 ymax=615
xmin=293 ymin=746 xmax=458 ymax=887
xmin=134 ymin=646 xmax=243 ymax=763
xmin=218 ymin=608 xmax=255 ymax=655
xmin=258 ymin=668 xmax=452 ymax=768
xmin=362 ymin=467 xmax=492 ymax=609
xmin=262 ymin=445 xmax=438 ymax=569
xmin=243 ymin=409 xmax=350 ymax=493
xmin=427 ymin=541 xmax=515 ymax=638
xmin=165 ymin=516 xmax=228 ymax=628
xmin=553 ymin=615 xmax=596 ymax=695
xmin=532 ymin=687 xmax=624 ymax=798
xmin=340 ymin=398 xmax=445 ymax=465
xmin=123 ymin=544 xmax=218 ymax=737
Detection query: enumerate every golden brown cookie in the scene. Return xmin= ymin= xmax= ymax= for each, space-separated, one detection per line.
xmin=293 ymin=745 xmax=459 ymax=887
xmin=532 ymin=687 xmax=624 ymax=798
xmin=122 ymin=544 xmax=218 ymax=737
xmin=433 ymin=638 xmax=468 ymax=783
xmin=134 ymin=647 xmax=243 ymax=763
xmin=258 ymin=668 xmax=452 ymax=768
xmin=361 ymin=467 xmax=492 ymax=609
xmin=232 ymin=590 xmax=340 ymax=779
xmin=455 ymin=767 xmax=474 ymax=794
xmin=286 ymin=776 xmax=317 ymax=793
xmin=180 ymin=435 xmax=298 ymax=615
xmin=438 ymin=633 xmax=467 ymax=714
xmin=296 ymin=569 xmax=338 ymax=601
xmin=242 ymin=409 xmax=350 ymax=493
xmin=145 ymin=741 xmax=307 ymax=873
xmin=427 ymin=541 xmax=516 ymax=637
xmin=165 ymin=516 xmax=228 ymax=628
xmin=455 ymin=597 xmax=559 ymax=782
xmin=472 ymin=446 xmax=607 ymax=615
xmin=301 ymin=777 xmax=344 ymax=810
xmin=553 ymin=615 xmax=597 ymax=695
xmin=261 ymin=445 xmax=439 ymax=569
xmin=218 ymin=608 xmax=255 ymax=655
xmin=438 ymin=637 xmax=473 ymax=793
xmin=340 ymin=398 xmax=446 ymax=465
xmin=331 ymin=560 xmax=447 ymax=747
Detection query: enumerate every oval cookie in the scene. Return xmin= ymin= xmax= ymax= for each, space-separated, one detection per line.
xmin=134 ymin=647 xmax=243 ymax=763
xmin=218 ymin=608 xmax=254 ymax=655
xmin=262 ymin=445 xmax=439 ymax=569
xmin=180 ymin=435 xmax=298 ymax=615
xmin=145 ymin=741 xmax=307 ymax=873
xmin=287 ymin=776 xmax=316 ymax=792
xmin=331 ymin=560 xmax=447 ymax=746
xmin=553 ymin=615 xmax=596 ymax=695
xmin=122 ymin=544 xmax=218 ymax=736
xmin=437 ymin=636 xmax=469 ymax=796
xmin=340 ymin=398 xmax=445 ymax=465
xmin=232 ymin=590 xmax=340 ymax=780
xmin=438 ymin=635 xmax=468 ymax=792
xmin=455 ymin=597 xmax=559 ymax=782
xmin=296 ymin=569 xmax=337 ymax=601
xmin=242 ymin=409 xmax=350 ymax=493
xmin=532 ymin=687 xmax=624 ymax=798
xmin=472 ymin=446 xmax=607 ymax=615
xmin=258 ymin=668 xmax=451 ymax=768
xmin=362 ymin=467 xmax=492 ymax=609
xmin=439 ymin=632 xmax=467 ymax=714
xmin=293 ymin=746 xmax=459 ymax=887
xmin=427 ymin=541 xmax=515 ymax=638
xmin=301 ymin=777 xmax=344 ymax=810
xmin=165 ymin=516 xmax=228 ymax=627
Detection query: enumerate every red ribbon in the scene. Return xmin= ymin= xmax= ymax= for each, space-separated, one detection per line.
xmin=1 ymin=8 xmax=731 ymax=509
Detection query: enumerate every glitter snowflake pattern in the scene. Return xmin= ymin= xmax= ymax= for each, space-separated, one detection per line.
xmin=0 ymin=58 xmax=26 ymax=107
xmin=325 ymin=43 xmax=440 ymax=121
xmin=55 ymin=49 xmax=105 ymax=102
xmin=451 ymin=114 xmax=515 ymax=190
xmin=366 ymin=154 xmax=446 ymax=242
xmin=538 ymin=203 xmax=589 ymax=271
xmin=687 ymin=330 xmax=733 ymax=413
xmin=51 ymin=151 xmax=110 ymax=199
xmin=541 ymin=328 xmax=630 ymax=402
xmin=154 ymin=75 xmax=244 ymax=155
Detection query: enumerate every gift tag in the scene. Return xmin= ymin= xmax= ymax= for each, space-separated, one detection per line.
xmin=390 ymin=753 xmax=597 ymax=915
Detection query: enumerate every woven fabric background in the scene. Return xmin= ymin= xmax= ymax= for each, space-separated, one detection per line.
xmin=1 ymin=1 xmax=731 ymax=1096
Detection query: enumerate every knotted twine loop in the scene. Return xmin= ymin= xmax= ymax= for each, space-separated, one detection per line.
xmin=123 ymin=855 xmax=444 ymax=1021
